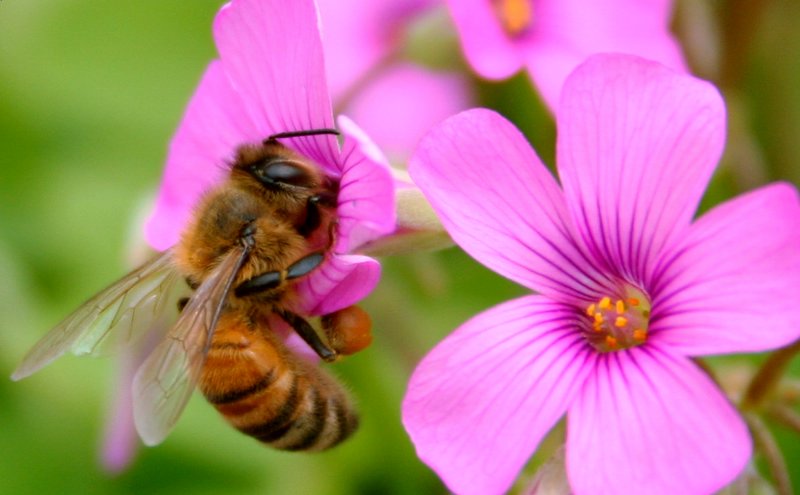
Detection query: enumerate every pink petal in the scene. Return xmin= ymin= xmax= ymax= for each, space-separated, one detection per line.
xmin=445 ymin=0 xmax=527 ymax=79
xmin=318 ymin=0 xmax=434 ymax=100
xmin=144 ymin=61 xmax=259 ymax=251
xmin=527 ymin=0 xmax=686 ymax=109
xmin=334 ymin=115 xmax=397 ymax=253
xmin=568 ymin=346 xmax=750 ymax=495
xmin=343 ymin=63 xmax=473 ymax=163
xmin=317 ymin=0 xmax=387 ymax=100
xmin=213 ymin=0 xmax=340 ymax=172
xmin=648 ymin=183 xmax=800 ymax=355
xmin=557 ymin=54 xmax=726 ymax=283
xmin=295 ymin=254 xmax=380 ymax=316
xmin=409 ymin=108 xmax=613 ymax=303
xmin=402 ymin=295 xmax=593 ymax=495
xmin=100 ymin=348 xmax=139 ymax=473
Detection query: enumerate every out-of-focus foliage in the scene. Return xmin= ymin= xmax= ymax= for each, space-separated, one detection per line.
xmin=0 ymin=0 xmax=798 ymax=494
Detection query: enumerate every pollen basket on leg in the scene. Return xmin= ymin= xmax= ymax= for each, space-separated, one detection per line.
xmin=582 ymin=286 xmax=651 ymax=352
xmin=492 ymin=0 xmax=534 ymax=37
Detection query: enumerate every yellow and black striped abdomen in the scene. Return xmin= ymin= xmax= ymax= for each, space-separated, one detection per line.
xmin=199 ymin=312 xmax=359 ymax=451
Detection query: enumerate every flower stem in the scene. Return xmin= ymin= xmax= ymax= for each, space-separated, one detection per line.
xmin=767 ymin=403 xmax=800 ymax=436
xmin=741 ymin=338 xmax=800 ymax=411
xmin=744 ymin=412 xmax=792 ymax=495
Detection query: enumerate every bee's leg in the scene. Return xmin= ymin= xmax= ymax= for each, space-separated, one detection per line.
xmin=286 ymin=252 xmax=324 ymax=279
xmin=297 ymin=192 xmax=337 ymax=237
xmin=177 ymin=297 xmax=190 ymax=312
xmin=277 ymin=309 xmax=337 ymax=362
xmin=234 ymin=270 xmax=282 ymax=297
xmin=235 ymin=252 xmax=324 ymax=297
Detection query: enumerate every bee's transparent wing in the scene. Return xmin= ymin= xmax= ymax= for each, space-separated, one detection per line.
xmin=12 ymin=250 xmax=183 ymax=381
xmin=132 ymin=245 xmax=248 ymax=446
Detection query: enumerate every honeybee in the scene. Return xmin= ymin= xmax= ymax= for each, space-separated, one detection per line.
xmin=12 ymin=128 xmax=373 ymax=451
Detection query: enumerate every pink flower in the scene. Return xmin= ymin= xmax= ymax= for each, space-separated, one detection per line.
xmin=145 ymin=0 xmax=396 ymax=313
xmin=446 ymin=0 xmax=687 ymax=109
xmin=317 ymin=0 xmax=473 ymax=163
xmin=403 ymin=54 xmax=800 ymax=495
xmin=104 ymin=0 xmax=395 ymax=470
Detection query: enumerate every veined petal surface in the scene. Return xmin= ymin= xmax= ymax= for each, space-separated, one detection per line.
xmin=403 ymin=295 xmax=593 ymax=495
xmin=214 ymin=0 xmax=340 ymax=172
xmin=410 ymin=108 xmax=611 ymax=303
xmin=557 ymin=54 xmax=725 ymax=284
xmin=568 ymin=346 xmax=750 ymax=495
xmin=649 ymin=183 xmax=800 ymax=355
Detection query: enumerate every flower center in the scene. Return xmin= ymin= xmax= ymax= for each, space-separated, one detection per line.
xmin=583 ymin=287 xmax=651 ymax=352
xmin=492 ymin=0 xmax=533 ymax=37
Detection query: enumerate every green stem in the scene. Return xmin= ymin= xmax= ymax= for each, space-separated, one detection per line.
xmin=741 ymin=338 xmax=800 ymax=411
xmin=744 ymin=412 xmax=792 ymax=495
xmin=767 ymin=403 xmax=800 ymax=435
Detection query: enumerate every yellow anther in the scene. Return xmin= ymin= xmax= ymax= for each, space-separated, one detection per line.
xmin=627 ymin=297 xmax=640 ymax=307
xmin=615 ymin=300 xmax=625 ymax=314
xmin=599 ymin=297 xmax=612 ymax=310
xmin=633 ymin=329 xmax=647 ymax=342
xmin=614 ymin=316 xmax=628 ymax=328
xmin=605 ymin=336 xmax=618 ymax=348
xmin=586 ymin=304 xmax=596 ymax=317
xmin=594 ymin=313 xmax=604 ymax=325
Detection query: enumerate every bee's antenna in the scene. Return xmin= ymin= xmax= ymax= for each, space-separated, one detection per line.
xmin=265 ymin=128 xmax=340 ymax=143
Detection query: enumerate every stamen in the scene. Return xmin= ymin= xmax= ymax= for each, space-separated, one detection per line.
xmin=582 ymin=287 xmax=651 ymax=353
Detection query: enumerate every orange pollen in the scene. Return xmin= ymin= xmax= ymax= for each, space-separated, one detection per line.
xmin=493 ymin=0 xmax=533 ymax=37
xmin=582 ymin=288 xmax=651 ymax=353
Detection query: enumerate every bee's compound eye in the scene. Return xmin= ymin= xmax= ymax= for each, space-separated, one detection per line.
xmin=251 ymin=160 xmax=313 ymax=189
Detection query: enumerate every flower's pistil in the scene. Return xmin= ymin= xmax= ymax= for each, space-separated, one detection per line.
xmin=492 ymin=0 xmax=533 ymax=37
xmin=583 ymin=287 xmax=651 ymax=352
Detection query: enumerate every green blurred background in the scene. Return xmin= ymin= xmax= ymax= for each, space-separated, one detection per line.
xmin=0 ymin=0 xmax=799 ymax=494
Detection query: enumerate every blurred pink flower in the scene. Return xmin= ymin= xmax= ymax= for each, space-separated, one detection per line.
xmin=317 ymin=0 xmax=473 ymax=163
xmin=403 ymin=54 xmax=800 ymax=495
xmin=104 ymin=0 xmax=396 ymax=470
xmin=446 ymin=0 xmax=686 ymax=109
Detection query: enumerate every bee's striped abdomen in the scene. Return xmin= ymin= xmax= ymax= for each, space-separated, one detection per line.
xmin=199 ymin=312 xmax=358 ymax=451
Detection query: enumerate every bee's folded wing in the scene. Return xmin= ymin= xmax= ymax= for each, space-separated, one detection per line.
xmin=12 ymin=250 xmax=183 ymax=381
xmin=132 ymin=245 xmax=249 ymax=446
